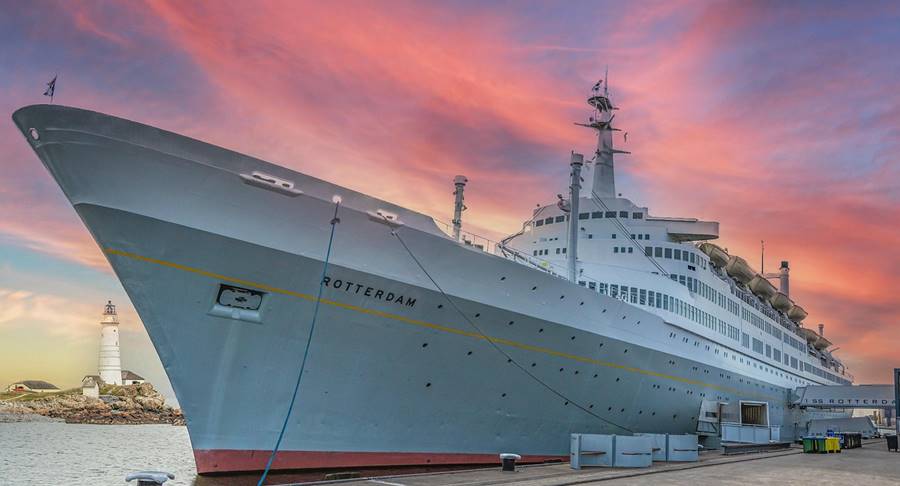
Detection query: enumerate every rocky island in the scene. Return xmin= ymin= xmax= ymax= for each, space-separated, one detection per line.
xmin=0 ymin=383 xmax=184 ymax=425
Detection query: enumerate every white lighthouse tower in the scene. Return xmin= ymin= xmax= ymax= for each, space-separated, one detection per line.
xmin=98 ymin=300 xmax=122 ymax=385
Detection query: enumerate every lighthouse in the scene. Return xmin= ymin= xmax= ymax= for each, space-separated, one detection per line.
xmin=98 ymin=300 xmax=122 ymax=385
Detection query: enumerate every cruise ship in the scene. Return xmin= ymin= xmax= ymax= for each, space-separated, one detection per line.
xmin=12 ymin=79 xmax=851 ymax=474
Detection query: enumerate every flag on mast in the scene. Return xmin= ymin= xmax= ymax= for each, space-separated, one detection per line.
xmin=43 ymin=75 xmax=57 ymax=102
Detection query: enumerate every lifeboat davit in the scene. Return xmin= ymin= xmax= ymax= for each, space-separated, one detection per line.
xmin=799 ymin=327 xmax=818 ymax=343
xmin=769 ymin=292 xmax=793 ymax=312
xmin=814 ymin=335 xmax=833 ymax=350
xmin=787 ymin=304 xmax=808 ymax=322
xmin=748 ymin=275 xmax=777 ymax=300
xmin=699 ymin=242 xmax=730 ymax=267
xmin=725 ymin=255 xmax=755 ymax=284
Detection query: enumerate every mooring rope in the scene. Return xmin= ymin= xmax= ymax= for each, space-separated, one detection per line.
xmin=258 ymin=200 xmax=342 ymax=486
xmin=390 ymin=226 xmax=634 ymax=433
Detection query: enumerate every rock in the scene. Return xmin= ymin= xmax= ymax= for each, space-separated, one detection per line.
xmin=0 ymin=384 xmax=183 ymax=425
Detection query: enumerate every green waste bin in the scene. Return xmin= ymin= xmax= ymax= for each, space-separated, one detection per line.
xmin=802 ymin=437 xmax=815 ymax=453
xmin=814 ymin=437 xmax=828 ymax=453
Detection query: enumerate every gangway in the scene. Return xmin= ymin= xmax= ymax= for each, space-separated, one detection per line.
xmin=794 ymin=384 xmax=896 ymax=409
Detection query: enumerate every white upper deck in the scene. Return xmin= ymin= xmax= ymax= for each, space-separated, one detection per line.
xmin=496 ymin=79 xmax=850 ymax=388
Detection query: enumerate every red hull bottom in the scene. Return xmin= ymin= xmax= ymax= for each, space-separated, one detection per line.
xmin=194 ymin=449 xmax=567 ymax=474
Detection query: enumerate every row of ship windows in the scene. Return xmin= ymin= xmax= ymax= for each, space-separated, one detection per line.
xmin=669 ymin=274 xmax=846 ymax=384
xmin=669 ymin=270 xmax=808 ymax=362
xmin=534 ymin=248 xmax=567 ymax=256
xmin=533 ymin=211 xmax=645 ymax=228
xmin=643 ymin=245 xmax=707 ymax=270
xmin=577 ymin=280 xmax=846 ymax=385
xmin=671 ymin=273 xmax=792 ymax=350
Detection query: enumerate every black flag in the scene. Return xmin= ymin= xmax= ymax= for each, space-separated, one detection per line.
xmin=43 ymin=75 xmax=57 ymax=102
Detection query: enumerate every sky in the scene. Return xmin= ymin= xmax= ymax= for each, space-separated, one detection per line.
xmin=1 ymin=0 xmax=899 ymax=404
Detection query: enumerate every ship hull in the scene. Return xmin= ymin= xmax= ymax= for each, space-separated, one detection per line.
xmin=14 ymin=105 xmax=795 ymax=474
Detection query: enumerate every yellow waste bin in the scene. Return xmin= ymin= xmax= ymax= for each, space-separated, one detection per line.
xmin=825 ymin=437 xmax=841 ymax=453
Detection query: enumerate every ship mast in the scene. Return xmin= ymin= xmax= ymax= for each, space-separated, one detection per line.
xmin=578 ymin=68 xmax=629 ymax=197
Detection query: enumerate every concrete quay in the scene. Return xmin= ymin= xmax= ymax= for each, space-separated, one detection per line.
xmin=288 ymin=440 xmax=900 ymax=486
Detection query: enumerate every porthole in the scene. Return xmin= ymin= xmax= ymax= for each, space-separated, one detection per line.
xmin=531 ymin=286 xmax=538 ymax=291
xmin=425 ymin=382 xmax=432 ymax=388
xmin=474 ymin=313 xmax=480 ymax=318
xmin=579 ymin=301 xmax=584 ymax=306
xmin=508 ymin=320 xmax=514 ymax=325
xmin=500 ymin=276 xmax=506 ymax=281
xmin=620 ymin=408 xmax=625 ymax=412
xmin=615 ymin=377 xmax=620 ymax=382
xmin=560 ymin=295 xmax=565 ymax=299
xmin=608 ymin=407 xmax=613 ymax=411
xmin=564 ymin=401 xmax=569 ymax=406
xmin=501 ymin=393 xmax=507 ymax=397
xmin=593 ymin=374 xmax=598 ymax=378
xmin=531 ymin=363 xmax=536 ymax=367
xmin=466 ymin=351 xmax=472 ymax=355
xmin=623 ymin=349 xmax=628 ymax=354
xmin=574 ymin=370 xmax=579 ymax=375
xmin=602 ymin=309 xmax=607 ymax=313
xmin=589 ymin=404 xmax=594 ymax=409
xmin=421 ymin=343 xmax=428 ymax=348
xmin=437 ymin=304 xmax=443 ymax=309
xmin=559 ymin=368 xmax=564 ymax=372
xmin=538 ymin=328 xmax=544 ymax=333
xmin=570 ymin=336 xmax=575 ymax=340
xmin=29 ymin=128 xmax=39 ymax=140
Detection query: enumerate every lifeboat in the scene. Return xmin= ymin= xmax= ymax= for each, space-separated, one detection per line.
xmin=799 ymin=327 xmax=818 ymax=344
xmin=748 ymin=275 xmax=777 ymax=300
xmin=699 ymin=242 xmax=730 ymax=267
xmin=724 ymin=255 xmax=755 ymax=284
xmin=769 ymin=292 xmax=793 ymax=312
xmin=787 ymin=304 xmax=808 ymax=322
xmin=814 ymin=335 xmax=833 ymax=351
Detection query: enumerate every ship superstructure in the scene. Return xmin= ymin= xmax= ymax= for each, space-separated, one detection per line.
xmin=501 ymin=79 xmax=851 ymax=390
xmin=12 ymin=77 xmax=850 ymax=475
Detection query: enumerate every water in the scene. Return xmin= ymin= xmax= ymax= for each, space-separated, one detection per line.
xmin=0 ymin=422 xmax=310 ymax=486
xmin=1 ymin=422 xmax=198 ymax=485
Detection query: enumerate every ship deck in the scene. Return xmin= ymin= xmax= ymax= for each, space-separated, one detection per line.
xmin=279 ymin=439 xmax=900 ymax=486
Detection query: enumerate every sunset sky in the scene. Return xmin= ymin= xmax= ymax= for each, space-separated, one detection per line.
xmin=1 ymin=1 xmax=899 ymax=402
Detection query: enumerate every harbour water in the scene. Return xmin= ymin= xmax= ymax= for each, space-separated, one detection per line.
xmin=0 ymin=422 xmax=199 ymax=485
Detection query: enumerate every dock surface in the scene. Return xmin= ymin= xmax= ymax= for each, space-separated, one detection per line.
xmin=289 ymin=440 xmax=900 ymax=486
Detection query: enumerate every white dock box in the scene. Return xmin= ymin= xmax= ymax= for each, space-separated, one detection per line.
xmin=570 ymin=434 xmax=653 ymax=469
xmin=636 ymin=433 xmax=668 ymax=461
xmin=570 ymin=433 xmax=613 ymax=469
xmin=667 ymin=434 xmax=699 ymax=462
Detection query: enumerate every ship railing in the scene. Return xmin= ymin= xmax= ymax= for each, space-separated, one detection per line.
xmin=432 ymin=219 xmax=608 ymax=290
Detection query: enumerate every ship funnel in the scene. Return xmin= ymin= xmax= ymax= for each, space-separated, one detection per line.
xmin=779 ymin=261 xmax=790 ymax=297
xmin=451 ymin=175 xmax=468 ymax=242
xmin=819 ymin=323 xmax=825 ymax=336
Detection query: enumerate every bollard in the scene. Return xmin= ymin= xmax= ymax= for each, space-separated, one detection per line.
xmin=125 ymin=471 xmax=175 ymax=485
xmin=499 ymin=453 xmax=521 ymax=472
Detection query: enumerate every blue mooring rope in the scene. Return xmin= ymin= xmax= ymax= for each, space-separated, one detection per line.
xmin=257 ymin=201 xmax=341 ymax=486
